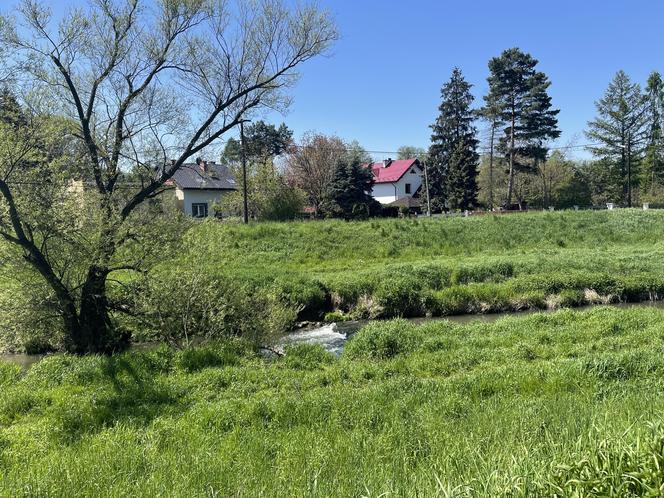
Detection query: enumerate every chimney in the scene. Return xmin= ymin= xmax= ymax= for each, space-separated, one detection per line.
xmin=198 ymin=159 xmax=209 ymax=172
xmin=383 ymin=158 xmax=392 ymax=168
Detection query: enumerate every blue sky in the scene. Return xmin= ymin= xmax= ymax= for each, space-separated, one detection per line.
xmin=28 ymin=0 xmax=664 ymax=160
xmin=265 ymin=0 xmax=664 ymax=159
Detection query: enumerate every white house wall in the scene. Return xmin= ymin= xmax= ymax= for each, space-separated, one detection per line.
xmin=182 ymin=189 xmax=229 ymax=217
xmin=371 ymin=167 xmax=423 ymax=204
xmin=372 ymin=183 xmax=398 ymax=204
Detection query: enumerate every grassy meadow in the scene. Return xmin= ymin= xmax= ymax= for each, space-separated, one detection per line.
xmin=169 ymin=209 xmax=664 ymax=323
xmin=3 ymin=209 xmax=664 ymax=496
xmin=2 ymin=306 xmax=664 ymax=496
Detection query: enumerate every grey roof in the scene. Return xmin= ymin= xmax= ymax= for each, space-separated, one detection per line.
xmin=170 ymin=162 xmax=237 ymax=190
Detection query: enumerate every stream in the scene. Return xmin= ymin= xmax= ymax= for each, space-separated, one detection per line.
xmin=277 ymin=301 xmax=664 ymax=355
xmin=4 ymin=301 xmax=664 ymax=367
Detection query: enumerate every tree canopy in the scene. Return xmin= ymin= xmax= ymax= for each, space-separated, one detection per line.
xmin=0 ymin=0 xmax=337 ymax=354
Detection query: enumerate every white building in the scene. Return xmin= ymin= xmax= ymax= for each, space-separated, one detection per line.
xmin=167 ymin=159 xmax=237 ymax=217
xmin=368 ymin=158 xmax=423 ymax=205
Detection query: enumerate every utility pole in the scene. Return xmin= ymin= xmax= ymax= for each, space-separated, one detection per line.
xmin=240 ymin=121 xmax=249 ymax=224
xmin=422 ymin=158 xmax=431 ymax=216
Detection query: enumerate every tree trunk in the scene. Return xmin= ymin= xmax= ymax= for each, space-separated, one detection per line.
xmin=74 ymin=266 xmax=115 ymax=354
xmin=506 ymin=112 xmax=516 ymax=207
xmin=488 ymin=121 xmax=495 ymax=209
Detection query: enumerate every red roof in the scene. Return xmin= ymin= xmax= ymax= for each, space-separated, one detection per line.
xmin=367 ymin=159 xmax=420 ymax=183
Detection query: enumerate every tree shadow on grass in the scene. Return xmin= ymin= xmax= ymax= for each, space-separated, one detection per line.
xmin=54 ymin=355 xmax=183 ymax=443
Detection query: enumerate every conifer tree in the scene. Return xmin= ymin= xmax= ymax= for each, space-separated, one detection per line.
xmin=428 ymin=68 xmax=479 ymax=210
xmin=478 ymin=94 xmax=504 ymax=209
xmin=641 ymin=71 xmax=664 ymax=196
xmin=586 ymin=70 xmax=647 ymax=206
xmin=322 ymin=159 xmax=379 ymax=219
xmin=485 ymin=48 xmax=560 ymax=207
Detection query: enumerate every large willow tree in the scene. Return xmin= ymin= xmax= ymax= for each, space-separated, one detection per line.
xmin=0 ymin=0 xmax=337 ymax=354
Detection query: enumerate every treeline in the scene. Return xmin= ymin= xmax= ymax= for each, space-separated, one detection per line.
xmin=229 ymin=47 xmax=664 ymax=218
xmin=220 ymin=127 xmax=381 ymax=220
xmin=414 ymin=50 xmax=664 ymax=211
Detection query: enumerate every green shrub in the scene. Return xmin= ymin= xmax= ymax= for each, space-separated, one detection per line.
xmin=326 ymin=273 xmax=377 ymax=311
xmin=450 ymin=260 xmax=514 ymax=285
xmin=323 ymin=311 xmax=350 ymax=322
xmin=557 ymin=289 xmax=587 ymax=308
xmin=271 ymin=276 xmax=328 ymax=321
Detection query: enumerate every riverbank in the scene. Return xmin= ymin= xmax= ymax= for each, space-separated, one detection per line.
xmin=164 ymin=210 xmax=664 ymax=325
xmin=279 ymin=300 xmax=664 ymax=355
xmin=2 ymin=306 xmax=664 ymax=496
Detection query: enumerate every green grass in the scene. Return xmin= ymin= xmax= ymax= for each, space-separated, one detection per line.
xmin=167 ymin=209 xmax=664 ymax=323
xmin=3 ymin=307 xmax=664 ymax=496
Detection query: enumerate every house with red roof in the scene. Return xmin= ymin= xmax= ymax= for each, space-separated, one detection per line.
xmin=367 ymin=158 xmax=423 ymax=206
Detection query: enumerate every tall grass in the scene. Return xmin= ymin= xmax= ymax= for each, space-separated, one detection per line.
xmin=3 ymin=307 xmax=664 ymax=495
xmin=160 ymin=210 xmax=664 ymax=324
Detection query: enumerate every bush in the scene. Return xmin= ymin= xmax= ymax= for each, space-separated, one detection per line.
xmin=450 ymin=261 xmax=514 ymax=285
xmin=271 ymin=276 xmax=328 ymax=321
xmin=135 ymin=269 xmax=299 ymax=349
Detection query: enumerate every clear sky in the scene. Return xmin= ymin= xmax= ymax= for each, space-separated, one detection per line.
xmin=24 ymin=0 xmax=664 ymax=160
xmin=262 ymin=0 xmax=664 ymax=160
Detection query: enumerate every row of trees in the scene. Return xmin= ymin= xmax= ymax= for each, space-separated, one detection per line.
xmin=412 ymin=51 xmax=664 ymax=211
xmin=423 ymin=48 xmax=560 ymax=211
xmin=474 ymin=68 xmax=664 ymax=210
xmin=219 ymin=126 xmax=378 ymax=220
xmin=586 ymin=70 xmax=664 ymax=206
xmin=218 ymin=47 xmax=564 ymax=216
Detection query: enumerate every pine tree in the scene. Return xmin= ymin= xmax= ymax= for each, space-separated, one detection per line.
xmin=586 ymin=70 xmax=647 ymax=206
xmin=322 ymin=159 xmax=379 ymax=219
xmin=641 ymin=71 xmax=664 ymax=196
xmin=485 ymin=48 xmax=560 ymax=207
xmin=428 ymin=68 xmax=479 ymax=210
xmin=0 ymin=87 xmax=27 ymax=128
xmin=478 ymin=93 xmax=504 ymax=209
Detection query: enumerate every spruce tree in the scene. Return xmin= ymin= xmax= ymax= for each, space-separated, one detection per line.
xmin=485 ymin=48 xmax=560 ymax=207
xmin=641 ymin=71 xmax=664 ymax=196
xmin=586 ymin=70 xmax=647 ymax=206
xmin=322 ymin=159 xmax=379 ymax=219
xmin=428 ymin=68 xmax=479 ymax=210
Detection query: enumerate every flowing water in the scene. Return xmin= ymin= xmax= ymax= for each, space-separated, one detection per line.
xmin=276 ymin=301 xmax=664 ymax=355
xmin=4 ymin=301 xmax=664 ymax=367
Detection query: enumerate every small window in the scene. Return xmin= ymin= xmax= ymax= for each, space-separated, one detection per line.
xmin=192 ymin=202 xmax=208 ymax=218
xmin=410 ymin=169 xmax=416 ymax=174
xmin=405 ymin=183 xmax=412 ymax=194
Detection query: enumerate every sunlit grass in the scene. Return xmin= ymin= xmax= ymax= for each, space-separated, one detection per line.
xmin=2 ymin=307 xmax=664 ymax=496
xmin=166 ymin=210 xmax=664 ymax=322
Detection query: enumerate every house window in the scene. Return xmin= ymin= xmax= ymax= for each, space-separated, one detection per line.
xmin=410 ymin=169 xmax=416 ymax=174
xmin=405 ymin=183 xmax=412 ymax=194
xmin=192 ymin=202 xmax=208 ymax=218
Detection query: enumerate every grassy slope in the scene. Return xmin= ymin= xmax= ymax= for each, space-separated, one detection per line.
xmin=170 ymin=210 xmax=664 ymax=320
xmin=2 ymin=307 xmax=664 ymax=496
